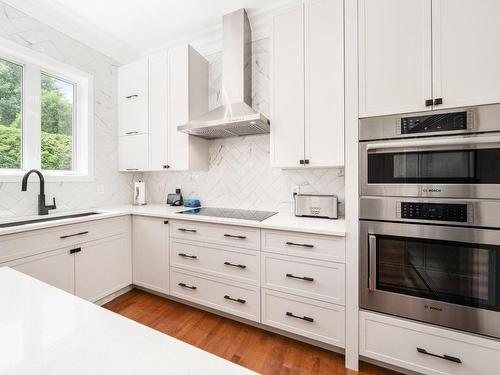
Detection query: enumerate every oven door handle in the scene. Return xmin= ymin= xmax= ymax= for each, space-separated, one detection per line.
xmin=368 ymin=234 xmax=377 ymax=292
xmin=366 ymin=135 xmax=500 ymax=151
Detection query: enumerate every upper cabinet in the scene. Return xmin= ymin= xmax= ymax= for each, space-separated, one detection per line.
xmin=359 ymin=0 xmax=500 ymax=117
xmin=118 ymin=45 xmax=209 ymax=172
xmin=271 ymin=0 xmax=344 ymax=169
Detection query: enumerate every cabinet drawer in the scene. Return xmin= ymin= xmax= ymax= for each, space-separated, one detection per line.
xmin=170 ymin=268 xmax=260 ymax=322
xmin=360 ymin=311 xmax=500 ymax=375
xmin=170 ymin=240 xmax=259 ymax=285
xmin=261 ymin=229 xmax=345 ymax=262
xmin=262 ymin=252 xmax=344 ymax=305
xmin=170 ymin=220 xmax=260 ymax=250
xmin=262 ymin=288 xmax=345 ymax=347
xmin=0 ymin=216 xmax=129 ymax=264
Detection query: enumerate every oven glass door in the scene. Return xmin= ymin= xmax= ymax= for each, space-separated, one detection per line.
xmin=368 ymin=148 xmax=500 ymax=184
xmin=370 ymin=234 xmax=500 ymax=311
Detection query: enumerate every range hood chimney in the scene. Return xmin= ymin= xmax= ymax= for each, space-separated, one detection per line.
xmin=178 ymin=9 xmax=270 ymax=139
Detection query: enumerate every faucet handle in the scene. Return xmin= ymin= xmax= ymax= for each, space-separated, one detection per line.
xmin=48 ymin=197 xmax=57 ymax=209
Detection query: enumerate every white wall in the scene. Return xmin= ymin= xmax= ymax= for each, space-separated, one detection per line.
xmin=144 ymin=38 xmax=345 ymax=214
xmin=0 ymin=2 xmax=133 ymax=218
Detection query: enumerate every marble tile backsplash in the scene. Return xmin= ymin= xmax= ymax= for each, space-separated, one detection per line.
xmin=144 ymin=38 xmax=345 ymax=215
xmin=0 ymin=2 xmax=133 ymax=218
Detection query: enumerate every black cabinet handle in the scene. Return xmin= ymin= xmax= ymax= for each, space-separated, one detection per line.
xmin=286 ymin=312 xmax=314 ymax=323
xmin=163 ymin=165 xmax=170 ymax=169
xmin=224 ymin=234 xmax=247 ymax=239
xmin=434 ymin=98 xmax=443 ymax=106
xmin=69 ymin=247 xmax=82 ymax=254
xmin=425 ymin=99 xmax=433 ymax=107
xmin=60 ymin=231 xmax=89 ymax=239
xmin=224 ymin=295 xmax=246 ymax=304
xmin=304 ymin=159 xmax=310 ymax=165
xmin=417 ymin=348 xmax=462 ymax=364
xmin=286 ymin=273 xmax=314 ymax=282
xmin=299 ymin=159 xmax=305 ymax=165
xmin=178 ymin=253 xmax=197 ymax=259
xmin=224 ymin=261 xmax=247 ymax=269
xmin=164 ymin=220 xmax=169 ymax=224
xmin=125 ymin=131 xmax=139 ymax=135
xmin=286 ymin=241 xmax=314 ymax=248
xmin=125 ymin=94 xmax=139 ymax=100
xmin=125 ymin=168 xmax=139 ymax=171
xmin=178 ymin=282 xmax=197 ymax=290
xmin=178 ymin=228 xmax=197 ymax=233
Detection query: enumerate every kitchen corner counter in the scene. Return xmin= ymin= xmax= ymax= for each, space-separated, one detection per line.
xmin=0 ymin=267 xmax=255 ymax=375
xmin=0 ymin=204 xmax=345 ymax=237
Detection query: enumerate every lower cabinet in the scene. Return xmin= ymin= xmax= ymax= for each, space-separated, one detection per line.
xmin=75 ymin=235 xmax=132 ymax=302
xmin=360 ymin=311 xmax=500 ymax=375
xmin=262 ymin=288 xmax=345 ymax=347
xmin=6 ymin=247 xmax=75 ymax=294
xmin=132 ymin=216 xmax=169 ymax=294
xmin=170 ymin=268 xmax=260 ymax=322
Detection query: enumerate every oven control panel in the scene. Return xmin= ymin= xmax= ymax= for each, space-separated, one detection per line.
xmin=399 ymin=202 xmax=470 ymax=222
xmin=399 ymin=111 xmax=472 ymax=135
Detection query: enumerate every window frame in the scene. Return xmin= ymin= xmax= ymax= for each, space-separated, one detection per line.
xmin=0 ymin=36 xmax=94 ymax=182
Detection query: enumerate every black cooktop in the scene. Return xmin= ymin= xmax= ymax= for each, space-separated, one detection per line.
xmin=177 ymin=207 xmax=278 ymax=222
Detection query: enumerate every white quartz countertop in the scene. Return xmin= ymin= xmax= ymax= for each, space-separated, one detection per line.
xmin=0 ymin=204 xmax=346 ymax=237
xmin=0 ymin=267 xmax=256 ymax=375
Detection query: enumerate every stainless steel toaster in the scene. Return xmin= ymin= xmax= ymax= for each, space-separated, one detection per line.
xmin=294 ymin=194 xmax=338 ymax=219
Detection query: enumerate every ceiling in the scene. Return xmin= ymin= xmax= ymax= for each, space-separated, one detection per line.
xmin=5 ymin=0 xmax=290 ymax=63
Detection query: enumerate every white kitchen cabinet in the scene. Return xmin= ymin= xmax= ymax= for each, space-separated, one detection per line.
xmin=167 ymin=44 xmax=209 ymax=171
xmin=118 ymin=58 xmax=149 ymax=135
xmin=432 ymin=0 xmax=500 ymax=110
xmin=271 ymin=0 xmax=344 ymax=168
xmin=359 ymin=0 xmax=432 ymax=117
xmin=360 ymin=0 xmax=500 ymax=117
xmin=118 ymin=133 xmax=149 ymax=171
xmin=132 ymin=216 xmax=169 ymax=294
xmin=5 ymin=248 xmax=75 ymax=295
xmin=75 ymin=235 xmax=132 ymax=303
xmin=148 ymin=52 xmax=170 ymax=171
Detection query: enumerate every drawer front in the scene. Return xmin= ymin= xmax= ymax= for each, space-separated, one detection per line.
xmin=360 ymin=311 xmax=500 ymax=375
xmin=0 ymin=216 xmax=129 ymax=264
xmin=262 ymin=252 xmax=345 ymax=305
xmin=170 ymin=220 xmax=260 ymax=250
xmin=262 ymin=288 xmax=345 ymax=347
xmin=170 ymin=240 xmax=260 ymax=285
xmin=261 ymin=230 xmax=345 ymax=262
xmin=170 ymin=269 xmax=260 ymax=322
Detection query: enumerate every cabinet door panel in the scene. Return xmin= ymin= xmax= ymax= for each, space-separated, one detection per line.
xmin=132 ymin=216 xmax=169 ymax=294
xmin=359 ymin=0 xmax=432 ymax=117
xmin=118 ymin=134 xmax=149 ymax=171
xmin=305 ymin=0 xmax=344 ymax=167
xmin=5 ymin=249 xmax=74 ymax=294
xmin=271 ymin=4 xmax=305 ymax=168
xmin=432 ymin=0 xmax=500 ymax=109
xmin=149 ymin=52 xmax=169 ymax=170
xmin=75 ymin=235 xmax=132 ymax=302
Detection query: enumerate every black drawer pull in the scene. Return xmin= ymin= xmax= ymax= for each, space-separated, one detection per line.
xmin=224 ymin=295 xmax=246 ymax=304
xmin=178 ymin=282 xmax=197 ymax=290
xmin=286 ymin=241 xmax=314 ymax=248
xmin=224 ymin=234 xmax=247 ymax=239
xmin=178 ymin=228 xmax=197 ymax=233
xmin=125 ymin=94 xmax=139 ymax=100
xmin=164 ymin=220 xmax=169 ymax=224
xmin=125 ymin=131 xmax=139 ymax=135
xmin=417 ymin=348 xmax=462 ymax=364
xmin=69 ymin=247 xmax=81 ymax=254
xmin=286 ymin=312 xmax=314 ymax=323
xmin=60 ymin=231 xmax=89 ymax=239
xmin=178 ymin=253 xmax=197 ymax=259
xmin=224 ymin=261 xmax=247 ymax=269
xmin=286 ymin=273 xmax=314 ymax=282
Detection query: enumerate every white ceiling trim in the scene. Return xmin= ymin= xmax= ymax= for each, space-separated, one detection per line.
xmin=2 ymin=0 xmax=140 ymax=63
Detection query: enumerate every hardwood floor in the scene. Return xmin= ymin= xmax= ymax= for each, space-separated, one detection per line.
xmin=104 ymin=290 xmax=400 ymax=375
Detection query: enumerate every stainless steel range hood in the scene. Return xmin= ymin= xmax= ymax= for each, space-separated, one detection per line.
xmin=178 ymin=9 xmax=270 ymax=139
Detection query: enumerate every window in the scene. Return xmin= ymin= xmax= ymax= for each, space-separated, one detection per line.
xmin=0 ymin=58 xmax=23 ymax=169
xmin=0 ymin=37 xmax=93 ymax=181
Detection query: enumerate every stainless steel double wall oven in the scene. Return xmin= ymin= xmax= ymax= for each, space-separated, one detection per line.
xmin=359 ymin=104 xmax=500 ymax=339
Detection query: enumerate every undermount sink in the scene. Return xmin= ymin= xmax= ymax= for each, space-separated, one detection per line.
xmin=0 ymin=212 xmax=101 ymax=228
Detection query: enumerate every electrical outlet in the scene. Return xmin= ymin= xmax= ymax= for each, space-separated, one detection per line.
xmin=96 ymin=184 xmax=105 ymax=194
